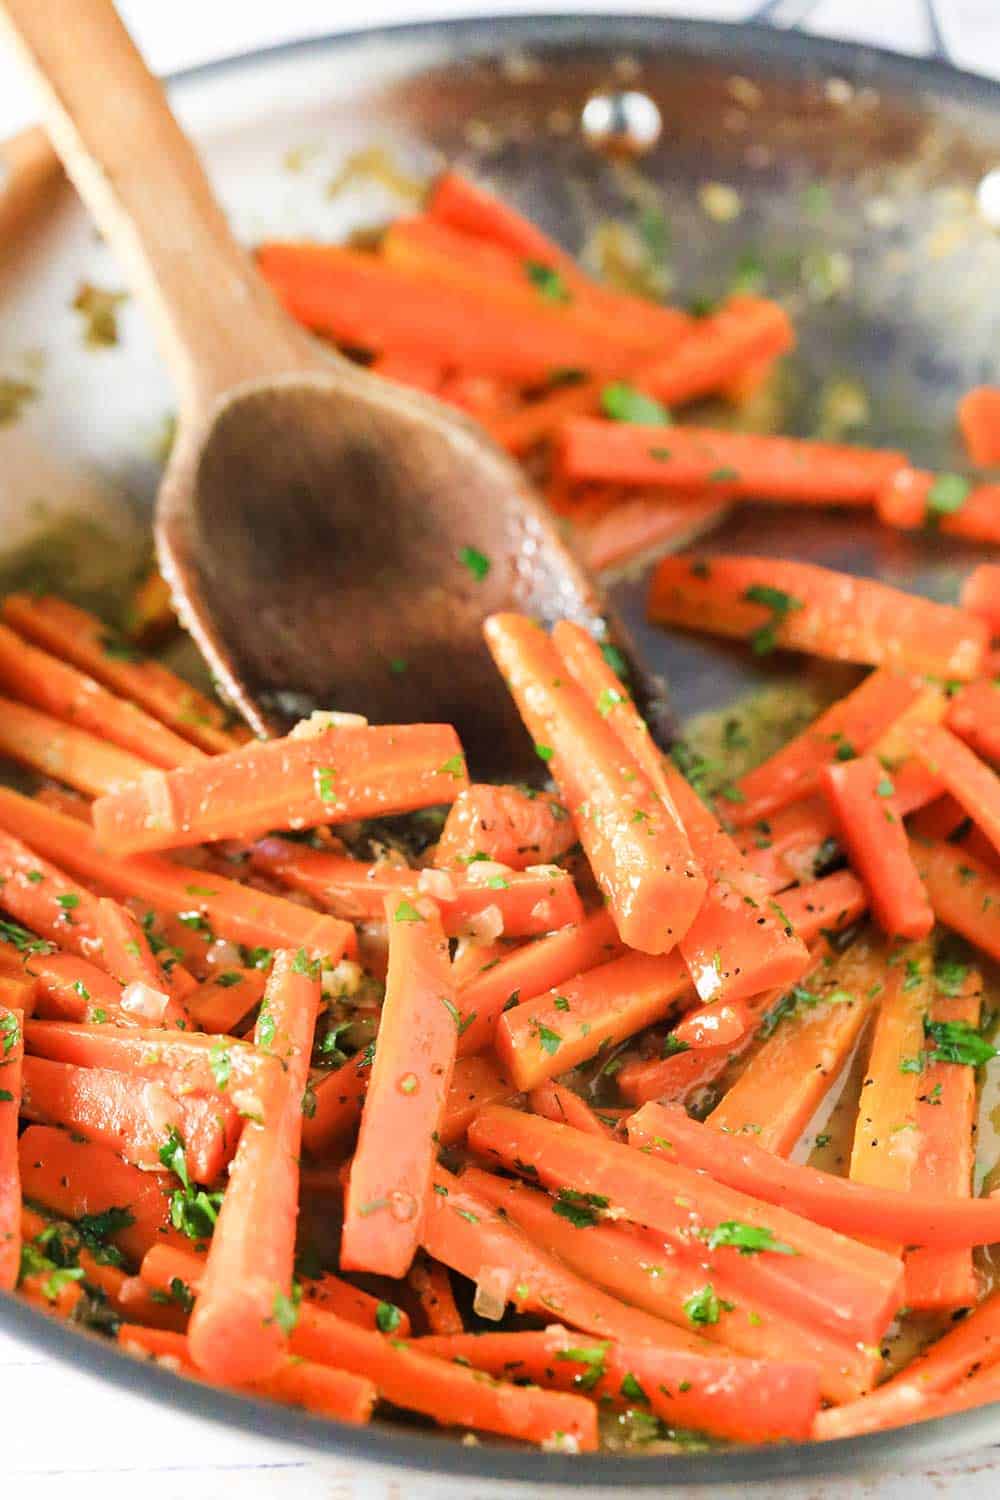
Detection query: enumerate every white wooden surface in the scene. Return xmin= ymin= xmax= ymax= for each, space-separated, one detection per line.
xmin=1 ymin=2 xmax=999 ymax=1496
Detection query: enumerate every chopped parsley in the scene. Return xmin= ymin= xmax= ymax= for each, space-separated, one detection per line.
xmin=393 ymin=899 xmax=425 ymax=924
xmin=742 ymin=584 xmax=804 ymax=656
xmin=556 ymin=1341 xmax=608 ymax=1390
xmin=926 ymin=473 xmax=971 ymax=518
xmin=272 ymin=1285 xmax=302 ymax=1335
xmin=524 ymin=261 xmax=571 ymax=303
xmin=458 ymin=545 xmax=491 ymax=581
xmin=314 ymin=766 xmax=337 ymax=804
xmin=209 ymin=1045 xmax=232 ymax=1090
xmin=552 ymin=1188 xmax=609 ymax=1229
xmin=704 ymin=1221 xmax=796 ymax=1256
xmin=375 ymin=1300 xmax=402 ymax=1333
xmin=923 ymin=1016 xmax=997 ymax=1068
xmin=600 ymin=382 xmax=671 ymax=426
xmin=683 ymin=1284 xmax=731 ymax=1326
xmin=534 ymin=744 xmax=554 ymax=763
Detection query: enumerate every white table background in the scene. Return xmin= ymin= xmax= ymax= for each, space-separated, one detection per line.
xmin=1 ymin=2 xmax=999 ymax=1495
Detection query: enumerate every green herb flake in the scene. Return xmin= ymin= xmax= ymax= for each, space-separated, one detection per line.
xmin=534 ymin=744 xmax=555 ymax=763
xmin=524 ymin=260 xmax=571 ymax=304
xmin=458 ymin=545 xmax=491 ymax=581
xmin=926 ymin=473 xmax=971 ymax=518
xmin=393 ymin=899 xmax=425 ymax=924
xmin=705 ymin=1220 xmax=796 ymax=1256
xmin=924 ymin=1016 xmax=997 ymax=1068
xmin=683 ymin=1284 xmax=729 ymax=1326
xmin=600 ymin=381 xmax=671 ymax=427
xmin=552 ymin=1187 xmax=609 ymax=1229
xmin=375 ymin=1300 xmax=402 ymax=1333
xmin=314 ymin=766 xmax=338 ymax=804
xmin=209 ymin=1045 xmax=232 ymax=1091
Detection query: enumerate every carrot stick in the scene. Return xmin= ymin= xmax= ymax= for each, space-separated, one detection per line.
xmin=249 ymin=838 xmax=582 ymax=938
xmin=910 ymin=722 xmax=1000 ymax=859
xmin=342 ymin=897 xmax=457 ymax=1277
xmin=910 ymin=839 xmax=1000 ymax=962
xmin=626 ymin=1102 xmax=1000 ymax=1249
xmin=529 ymin=1080 xmax=614 ymax=1138
xmin=904 ymin=965 xmax=981 ymax=1312
xmin=877 ymin=467 xmax=1000 ymax=543
xmin=0 ymin=789 xmax=355 ymax=962
xmin=416 ymin=1320 xmax=819 ymax=1444
xmin=0 ymin=828 xmax=104 ymax=960
xmin=0 ymin=975 xmax=35 ymax=1015
xmin=947 ymin=679 xmax=1000 ymax=765
xmin=17 ymin=1124 xmax=189 ymax=1264
xmin=822 ymin=756 xmax=934 ymax=939
xmin=463 ymin=1167 xmax=877 ymax=1404
xmin=300 ymin=1052 xmax=372 ymax=1158
xmin=145 ymin=1240 xmax=598 ymax=1447
xmin=958 ymin=387 xmax=1000 ymax=466
xmin=93 ymin=722 xmax=467 ymax=855
xmin=560 ymin=420 xmax=905 ymax=504
xmin=449 ymin=936 xmax=508 ymax=989
xmin=117 ymin=1325 xmax=377 ymax=1424
xmin=578 ymin=492 xmax=733 ymax=574
xmin=439 ymin=1053 xmax=518 ymax=1146
xmin=778 ymin=869 xmax=868 ymax=941
xmin=495 ymin=948 xmax=690 ymax=1092
xmin=813 ymin=1289 xmax=1000 ymax=1440
xmin=432 ymin=784 xmax=576 ymax=871
xmin=188 ymin=949 xmax=320 ymax=1384
xmin=648 ymin=554 xmax=988 ymax=680
xmin=19 ymin=1268 xmax=84 ymax=1319
xmin=408 ymin=1256 xmax=463 ymax=1335
xmin=469 ymin=1105 xmax=904 ymax=1345
xmin=960 ymin=565 xmax=1000 ymax=636
xmin=725 ymin=669 xmax=924 ymax=827
xmin=0 ymin=1004 xmax=22 ymax=1290
xmin=836 ymin=1357 xmax=1000 ymax=1433
xmin=96 ymin=896 xmax=195 ymax=1018
xmin=456 ymin=908 xmax=622 ymax=1057
xmin=184 ymin=968 xmax=267 ymax=1035
xmin=484 ymin=614 xmax=705 ymax=954
xmin=737 ymin=794 xmax=839 ymax=889
xmin=0 ymin=622 xmax=204 ymax=769
xmin=34 ymin=786 xmax=92 ymax=822
xmin=2 ymin=595 xmax=239 ymax=755
xmin=370 ymin=349 xmax=445 ymax=393
xmin=20 ymin=950 xmax=125 ymax=1025
xmin=0 ymin=695 xmax=153 ymax=798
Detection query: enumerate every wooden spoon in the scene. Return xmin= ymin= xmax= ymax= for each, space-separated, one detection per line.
xmin=0 ymin=0 xmax=670 ymax=776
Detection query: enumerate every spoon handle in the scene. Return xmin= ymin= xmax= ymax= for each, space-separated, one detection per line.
xmin=0 ymin=0 xmax=315 ymax=408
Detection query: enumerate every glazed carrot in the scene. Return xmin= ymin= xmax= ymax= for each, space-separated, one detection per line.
xmin=249 ymin=838 xmax=582 ymax=938
xmin=822 ymin=756 xmax=933 ymax=939
xmin=370 ymin=349 xmax=445 ymax=393
xmin=17 ymin=1125 xmax=188 ymax=1264
xmin=0 ymin=789 xmax=355 ymax=962
xmin=947 ymin=679 xmax=1000 ymax=766
xmin=408 ymin=1256 xmax=463 ymax=1335
xmin=470 ymin=1106 xmax=904 ymax=1344
xmin=960 ymin=565 xmax=1000 ymax=637
xmin=627 ymin=1103 xmax=1000 ymax=1249
xmin=0 ymin=975 xmax=35 ymax=1015
xmin=188 ymin=949 xmax=320 ymax=1384
xmin=495 ymin=948 xmax=690 ymax=1092
xmin=432 ymin=784 xmax=575 ymax=871
xmin=910 ymin=839 xmax=1000 ymax=962
xmin=0 ymin=696 xmax=152 ymax=798
xmin=422 ymin=1165 xmax=709 ymax=1354
xmin=904 ymin=966 xmax=982 ymax=1312
xmin=560 ymin=420 xmax=905 ymax=504
xmin=20 ymin=950 xmax=125 ymax=1025
xmin=910 ymin=722 xmax=1000 ymax=858
xmin=672 ymin=997 xmax=753 ymax=1051
xmin=456 ymin=908 xmax=622 ymax=1056
xmin=257 ymin=242 xmax=645 ymax=383
xmin=184 ymin=968 xmax=267 ymax=1035
xmin=779 ymin=869 xmax=868 ymax=941
xmin=2 ymin=595 xmax=238 ymax=755
xmin=648 ymin=555 xmax=988 ymax=680
xmin=738 ymin=794 xmax=839 ymax=889
xmin=34 ymin=786 xmax=92 ymax=822
xmin=19 ymin=1268 xmax=84 ymax=1319
xmin=877 ymin=467 xmax=1000 ymax=543
xmin=484 ymin=614 xmax=706 ymax=954
xmin=463 ymin=1167 xmax=877 ymax=1404
xmin=578 ymin=492 xmax=733 ymax=574
xmin=705 ymin=932 xmax=883 ymax=1155
xmin=528 ymin=1080 xmax=614 ymax=1138
xmin=449 ymin=936 xmax=508 ymax=989
xmin=0 ymin=1004 xmax=22 ymax=1290
xmin=958 ymin=387 xmax=1000 ymax=466
xmin=0 ymin=622 xmax=203 ymax=769
xmin=117 ymin=1325 xmax=377 ymax=1424
xmin=342 ymin=897 xmax=457 ymax=1277
xmin=125 ymin=566 xmax=177 ymax=648
xmin=439 ymin=1053 xmax=518 ymax=1146
xmin=0 ymin=829 xmax=104 ymax=960
xmin=725 ymin=669 xmax=924 ymax=828
xmin=626 ymin=296 xmax=795 ymax=407
xmin=300 ymin=1051 xmax=372 ymax=1159
xmin=96 ymin=897 xmax=195 ymax=1017
xmin=813 ymin=1290 xmax=1000 ymax=1440
xmin=846 ymin=1359 xmax=1000 ymax=1433
xmin=417 ymin=1321 xmax=819 ymax=1444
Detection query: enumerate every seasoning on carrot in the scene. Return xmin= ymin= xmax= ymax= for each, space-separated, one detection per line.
xmin=0 ymin=1004 xmax=23 ymax=1291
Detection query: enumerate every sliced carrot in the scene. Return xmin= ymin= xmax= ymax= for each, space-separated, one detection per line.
xmin=672 ymin=997 xmax=753 ymax=1051
xmin=528 ymin=1080 xmax=614 ymax=1138
xmin=626 ymin=295 xmax=796 ymax=407
xmin=947 ymin=679 xmax=1000 ymax=766
xmin=911 ymin=722 xmax=1000 ymax=859
xmin=0 ymin=975 xmax=35 ymax=1015
xmin=0 ymin=828 xmax=104 ymax=960
xmin=578 ymin=492 xmax=733 ymax=574
xmin=626 ymin=1102 xmax=1000 ymax=1249
xmin=725 ymin=669 xmax=924 ymax=827
xmin=432 ymin=784 xmax=575 ymax=871
xmin=648 ymin=554 xmax=988 ymax=680
xmin=96 ymin=896 xmax=195 ymax=1018
xmin=957 ymin=386 xmax=1000 ymax=466
xmin=184 ymin=968 xmax=267 ymax=1035
xmin=370 ymin=349 xmax=445 ymax=393
xmin=470 ymin=1105 xmax=904 ymax=1345
xmin=249 ymin=837 xmax=582 ymax=938
xmin=34 ymin=786 xmax=92 ymax=822
xmin=484 ymin=614 xmax=705 ymax=954
xmin=342 ymin=896 xmax=456 ymax=1277
xmin=456 ymin=908 xmax=622 ymax=1057
xmin=21 ymin=950 xmax=125 ymax=1025
xmin=960 ymin=565 xmax=1000 ymax=636
xmin=93 ymin=722 xmax=468 ymax=855
xmin=0 ymin=789 xmax=355 ymax=963
xmin=449 ymin=936 xmax=508 ymax=989
xmin=911 ymin=838 xmax=1000 ymax=962
xmin=877 ymin=467 xmax=1000 ymax=543
xmin=2 ymin=594 xmax=238 ymax=755
xmin=185 ymin=951 xmax=319 ymax=1383
xmin=439 ymin=1053 xmax=519 ymax=1146
xmin=822 ymin=756 xmax=933 ymax=939
xmin=840 ymin=1358 xmax=1000 ymax=1433
xmin=408 ymin=1256 xmax=463 ymax=1335
xmin=19 ymin=1268 xmax=84 ymax=1319
xmin=300 ymin=1051 xmax=373 ymax=1159
xmin=779 ymin=869 xmax=868 ymax=941
xmin=0 ymin=1004 xmax=23 ymax=1290
xmin=0 ymin=695 xmax=152 ymax=798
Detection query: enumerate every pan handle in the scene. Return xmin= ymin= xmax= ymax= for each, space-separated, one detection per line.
xmin=747 ymin=0 xmax=952 ymax=65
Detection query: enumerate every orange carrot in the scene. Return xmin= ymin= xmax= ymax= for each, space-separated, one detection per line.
xmin=484 ymin=614 xmax=705 ymax=954
xmin=0 ymin=828 xmax=104 ymax=960
xmin=0 ymin=622 xmax=203 ymax=769
xmin=449 ymin=936 xmax=508 ymax=989
xmin=528 ymin=1080 xmax=614 ymax=1138
xmin=300 ymin=1053 xmax=372 ymax=1159
xmin=823 ymin=1356 xmax=1000 ymax=1434
xmin=648 ymin=554 xmax=988 ymax=680
xmin=877 ymin=467 xmax=1000 ymax=543
xmin=948 ymin=679 xmax=1000 ymax=766
xmin=2 ymin=595 xmax=238 ymax=755
xmin=672 ymin=997 xmax=753 ymax=1051
xmin=370 ymin=349 xmax=445 ymax=393
xmin=93 ymin=722 xmax=467 ymax=855
xmin=0 ymin=789 xmax=355 ymax=962
xmin=0 ymin=975 xmax=35 ymax=1016
xmin=822 ymin=756 xmax=933 ymax=939
xmin=19 ymin=1268 xmax=84 ymax=1319
xmin=34 ymin=786 xmax=92 ymax=822
xmin=495 ymin=948 xmax=690 ymax=1092
xmin=249 ymin=838 xmax=582 ymax=938
xmin=20 ymin=950 xmax=125 ymax=1025
xmin=408 ymin=1256 xmax=463 ymax=1335
xmin=456 ymin=908 xmax=622 ymax=1057
xmin=0 ymin=695 xmax=152 ymax=798
xmin=184 ymin=968 xmax=267 ymax=1035
xmin=342 ymin=897 xmax=457 ymax=1277
xmin=96 ymin=896 xmax=195 ymax=1018
xmin=0 ymin=1004 xmax=22 ymax=1290
xmin=958 ymin=387 xmax=1000 ymax=466
xmin=439 ymin=1053 xmax=518 ymax=1146
xmin=125 ymin=566 xmax=178 ymax=648
xmin=725 ymin=669 xmax=924 ymax=827
xmin=188 ymin=949 xmax=320 ymax=1384
xmin=578 ymin=492 xmax=733 ymax=574
xmin=778 ymin=869 xmax=868 ymax=942
xmin=910 ymin=722 xmax=1000 ymax=859
xmin=960 ymin=565 xmax=1000 ymax=636
xmin=432 ymin=784 xmax=575 ymax=871
xmin=469 ymin=1105 xmax=904 ymax=1344
xmin=911 ymin=839 xmax=1000 ymax=962
xmin=626 ymin=295 xmax=796 ymax=407
xmin=416 ymin=1321 xmax=819 ymax=1444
